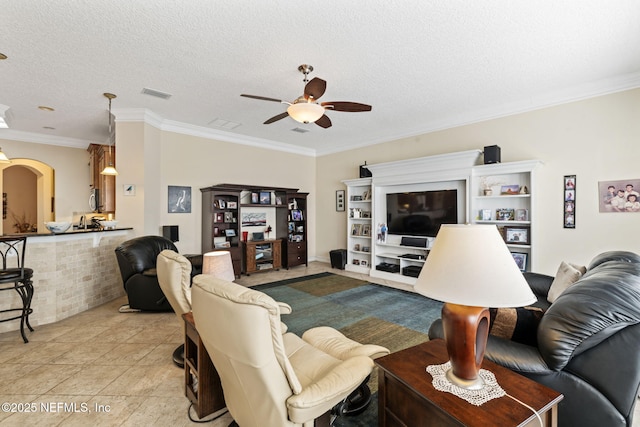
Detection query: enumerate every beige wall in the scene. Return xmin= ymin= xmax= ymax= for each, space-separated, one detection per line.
xmin=317 ymin=88 xmax=640 ymax=275
xmin=1 ymin=88 xmax=638 ymax=275
xmin=115 ymin=123 xmax=317 ymax=255
xmin=0 ymin=139 xmax=89 ymax=229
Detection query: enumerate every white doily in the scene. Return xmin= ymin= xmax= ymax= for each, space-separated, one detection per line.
xmin=426 ymin=361 xmax=505 ymax=406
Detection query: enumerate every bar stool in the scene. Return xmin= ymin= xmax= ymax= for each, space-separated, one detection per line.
xmin=0 ymin=236 xmax=34 ymax=343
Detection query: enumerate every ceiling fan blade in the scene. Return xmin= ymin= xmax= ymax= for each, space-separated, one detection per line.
xmin=241 ymin=94 xmax=285 ymax=103
xmin=321 ymin=101 xmax=372 ymax=112
xmin=315 ymin=114 xmax=332 ymax=129
xmin=263 ymin=111 xmax=289 ymax=124
xmin=304 ymin=78 xmax=327 ymax=100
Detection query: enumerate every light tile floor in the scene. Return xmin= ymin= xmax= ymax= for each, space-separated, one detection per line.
xmin=0 ymin=262 xmax=638 ymax=426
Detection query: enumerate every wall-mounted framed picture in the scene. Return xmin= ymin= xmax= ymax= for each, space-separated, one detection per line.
xmin=503 ymin=226 xmax=530 ymax=244
xmin=598 ymin=178 xmax=640 ymax=213
xmin=564 ymin=175 xmax=576 ymax=228
xmin=336 ymin=190 xmax=345 ymax=211
xmin=124 ymin=184 xmax=136 ymax=196
xmin=168 ymin=185 xmax=191 ymax=213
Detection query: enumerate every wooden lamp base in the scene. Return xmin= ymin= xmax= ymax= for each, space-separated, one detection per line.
xmin=440 ymin=302 xmax=491 ymax=390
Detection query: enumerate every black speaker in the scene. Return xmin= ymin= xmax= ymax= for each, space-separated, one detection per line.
xmin=400 ymin=236 xmax=428 ymax=248
xmin=359 ymin=162 xmax=372 ymax=178
xmin=484 ymin=145 xmax=501 ymax=164
xmin=162 ymin=225 xmax=179 ymax=242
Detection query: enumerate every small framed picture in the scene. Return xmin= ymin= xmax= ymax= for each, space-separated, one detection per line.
xmin=361 ymin=260 xmax=368 ymax=267
xmin=481 ymin=209 xmax=492 ymax=221
xmin=511 ymin=252 xmax=528 ymax=272
xmin=224 ymin=229 xmax=236 ymax=237
xmin=252 ymin=232 xmax=264 ymax=241
xmin=259 ymin=191 xmax=271 ymax=205
xmin=336 ymin=190 xmax=345 ymax=212
xmin=227 ymin=201 xmax=237 ymax=209
xmin=215 ymin=212 xmax=224 ymax=223
xmin=496 ymin=208 xmax=515 ymax=221
xmin=224 ymin=212 xmax=234 ymax=223
xmin=218 ymin=199 xmax=226 ymax=209
xmin=515 ymin=209 xmax=529 ymax=221
xmin=291 ymin=210 xmax=303 ymax=221
xmin=251 ymin=192 xmax=259 ymax=204
xmin=501 ymin=185 xmax=521 ymax=195
xmin=361 ymin=224 xmax=371 ymax=236
xmin=503 ymin=226 xmax=530 ymax=244
xmin=353 ymin=259 xmax=360 ymax=265
xmin=275 ymin=196 xmax=283 ymax=205
xmin=354 ymin=243 xmax=361 ymax=251
xmin=351 ymin=223 xmax=362 ymax=236
xmin=362 ymin=246 xmax=370 ymax=252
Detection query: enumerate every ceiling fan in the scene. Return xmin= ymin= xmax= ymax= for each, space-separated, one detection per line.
xmin=241 ymin=64 xmax=372 ymax=129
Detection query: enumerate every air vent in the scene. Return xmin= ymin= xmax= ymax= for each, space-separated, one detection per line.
xmin=141 ymin=87 xmax=172 ymax=99
xmin=291 ymin=127 xmax=309 ymax=133
xmin=208 ymin=118 xmax=241 ymax=130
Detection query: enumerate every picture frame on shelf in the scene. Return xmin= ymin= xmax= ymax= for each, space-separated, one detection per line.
xmin=354 ymin=243 xmax=361 ymax=251
xmin=252 ymin=232 xmax=264 ymax=241
xmin=500 ymin=185 xmax=521 ymax=195
xmin=361 ymin=260 xmax=368 ymax=267
xmin=496 ymin=208 xmax=515 ymax=221
xmin=291 ymin=209 xmax=303 ymax=221
xmin=215 ymin=212 xmax=224 ymax=223
xmin=218 ymin=199 xmax=226 ymax=209
xmin=224 ymin=229 xmax=236 ymax=237
xmin=336 ymin=190 xmax=345 ymax=211
xmin=259 ymin=191 xmax=271 ymax=205
xmin=224 ymin=212 xmax=234 ymax=223
xmin=362 ymin=246 xmax=370 ymax=252
xmin=227 ymin=201 xmax=237 ymax=209
xmin=503 ymin=226 xmax=530 ymax=244
xmin=361 ymin=224 xmax=371 ymax=236
xmin=251 ymin=192 xmax=259 ymax=204
xmin=275 ymin=196 xmax=283 ymax=205
xmin=511 ymin=252 xmax=528 ymax=272
xmin=293 ymin=234 xmax=303 ymax=242
xmin=351 ymin=223 xmax=362 ymax=236
xmin=515 ymin=208 xmax=529 ymax=221
xmin=480 ymin=209 xmax=492 ymax=221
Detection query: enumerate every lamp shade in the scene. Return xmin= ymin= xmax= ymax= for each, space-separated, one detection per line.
xmin=100 ymin=164 xmax=118 ymax=175
xmin=415 ymin=224 xmax=535 ymax=308
xmin=287 ymin=102 xmax=325 ymax=124
xmin=202 ymin=251 xmax=235 ymax=282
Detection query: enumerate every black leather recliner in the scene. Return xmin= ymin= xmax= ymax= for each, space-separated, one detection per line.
xmin=115 ymin=236 xmax=179 ymax=311
xmin=428 ymin=251 xmax=640 ymax=427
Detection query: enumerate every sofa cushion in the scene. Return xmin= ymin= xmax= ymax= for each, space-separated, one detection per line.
xmin=547 ymin=261 xmax=587 ymax=303
xmin=489 ymin=306 xmax=544 ymax=346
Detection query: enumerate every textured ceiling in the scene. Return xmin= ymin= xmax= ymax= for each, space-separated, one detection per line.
xmin=2 ymin=1 xmax=640 ymax=156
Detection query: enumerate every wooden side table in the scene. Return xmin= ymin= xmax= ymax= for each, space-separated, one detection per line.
xmin=376 ymin=339 xmax=563 ymax=427
xmin=183 ymin=312 xmax=226 ymax=419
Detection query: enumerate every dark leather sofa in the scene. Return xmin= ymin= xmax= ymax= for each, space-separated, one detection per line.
xmin=115 ymin=235 xmax=179 ymax=311
xmin=428 ymin=251 xmax=640 ymax=427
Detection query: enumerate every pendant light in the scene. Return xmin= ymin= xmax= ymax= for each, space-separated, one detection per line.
xmin=100 ymin=93 xmax=118 ymax=176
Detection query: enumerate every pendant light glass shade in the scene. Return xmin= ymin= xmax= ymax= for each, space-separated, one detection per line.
xmin=100 ymin=93 xmax=118 ymax=175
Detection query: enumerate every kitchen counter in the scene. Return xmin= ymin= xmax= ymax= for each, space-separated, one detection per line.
xmin=3 ymin=227 xmax=133 ymax=238
xmin=0 ymin=227 xmax=135 ymax=336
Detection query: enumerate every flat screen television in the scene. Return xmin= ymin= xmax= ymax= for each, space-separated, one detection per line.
xmin=386 ymin=189 xmax=458 ymax=237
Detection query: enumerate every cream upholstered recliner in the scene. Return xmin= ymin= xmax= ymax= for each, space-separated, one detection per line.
xmin=191 ymin=274 xmax=389 ymax=427
xmin=156 ymin=249 xmax=193 ymax=368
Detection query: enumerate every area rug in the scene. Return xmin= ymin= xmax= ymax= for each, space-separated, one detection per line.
xmin=257 ymin=272 xmax=443 ymax=427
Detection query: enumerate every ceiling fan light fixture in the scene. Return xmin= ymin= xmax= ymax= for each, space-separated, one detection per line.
xmin=287 ymin=102 xmax=324 ymax=124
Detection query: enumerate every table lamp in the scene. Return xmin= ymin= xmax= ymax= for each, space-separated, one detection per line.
xmin=202 ymin=251 xmax=236 ymax=282
xmin=414 ymin=224 xmax=536 ymax=390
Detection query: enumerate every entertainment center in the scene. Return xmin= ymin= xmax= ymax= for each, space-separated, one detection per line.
xmin=343 ymin=150 xmax=541 ymax=285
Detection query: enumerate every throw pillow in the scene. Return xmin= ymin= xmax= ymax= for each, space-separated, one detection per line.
xmin=547 ymin=261 xmax=587 ymax=303
xmin=488 ymin=306 xmax=544 ymax=346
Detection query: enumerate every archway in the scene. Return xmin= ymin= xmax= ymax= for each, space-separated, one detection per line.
xmin=0 ymin=159 xmax=55 ymax=234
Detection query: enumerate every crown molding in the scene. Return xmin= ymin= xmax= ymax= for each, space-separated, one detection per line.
xmin=113 ymin=108 xmax=316 ymax=157
xmin=0 ymin=129 xmax=94 ymax=149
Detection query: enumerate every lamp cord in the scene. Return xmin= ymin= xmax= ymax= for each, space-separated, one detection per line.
xmin=187 ymin=403 xmax=229 ymax=423
xmin=505 ymin=393 xmax=543 ymax=427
